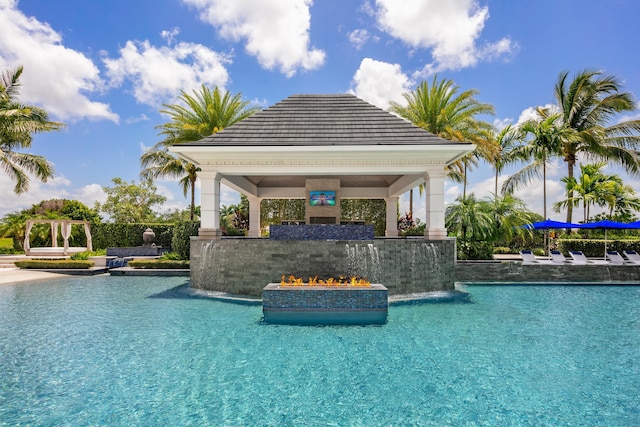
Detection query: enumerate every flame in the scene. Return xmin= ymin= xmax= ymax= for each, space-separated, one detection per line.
xmin=279 ymin=275 xmax=371 ymax=287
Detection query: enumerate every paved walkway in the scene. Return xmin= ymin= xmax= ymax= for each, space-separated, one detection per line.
xmin=0 ymin=268 xmax=70 ymax=285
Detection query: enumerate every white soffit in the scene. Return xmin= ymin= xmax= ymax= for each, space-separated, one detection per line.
xmin=169 ymin=144 xmax=475 ymax=175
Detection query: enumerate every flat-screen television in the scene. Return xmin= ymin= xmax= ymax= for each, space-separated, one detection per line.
xmin=309 ymin=190 xmax=336 ymax=206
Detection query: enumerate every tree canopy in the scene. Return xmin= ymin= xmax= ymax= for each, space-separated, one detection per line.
xmin=95 ymin=178 xmax=167 ymax=223
xmin=141 ymin=85 xmax=259 ymax=220
xmin=0 ymin=65 xmax=64 ymax=194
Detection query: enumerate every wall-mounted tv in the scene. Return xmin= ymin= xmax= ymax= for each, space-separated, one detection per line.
xmin=309 ymin=190 xmax=336 ymax=206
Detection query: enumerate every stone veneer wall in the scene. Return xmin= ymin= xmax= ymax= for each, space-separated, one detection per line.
xmin=269 ymin=224 xmax=375 ymax=240
xmin=455 ymin=261 xmax=640 ymax=283
xmin=190 ymin=238 xmax=456 ymax=296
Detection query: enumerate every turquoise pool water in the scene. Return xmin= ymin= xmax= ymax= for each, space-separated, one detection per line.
xmin=1 ymin=276 xmax=639 ymax=426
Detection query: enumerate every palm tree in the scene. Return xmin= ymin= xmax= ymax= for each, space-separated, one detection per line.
xmin=141 ymin=85 xmax=259 ymax=220
xmin=488 ymin=124 xmax=519 ymax=196
xmin=486 ymin=193 xmax=537 ymax=244
xmin=554 ymin=69 xmax=640 ymax=223
xmin=502 ymin=108 xmax=574 ymax=218
xmin=554 ymin=162 xmax=638 ymax=222
xmin=389 ymin=75 xmax=496 ymax=209
xmin=601 ymin=181 xmax=640 ymax=220
xmin=445 ymin=194 xmax=493 ymax=241
xmin=553 ymin=162 xmax=617 ymax=222
xmin=0 ymin=66 xmax=64 ymax=193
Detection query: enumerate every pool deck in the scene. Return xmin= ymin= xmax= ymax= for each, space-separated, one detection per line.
xmin=0 ymin=268 xmax=72 ymax=285
xmin=0 ymin=267 xmax=189 ymax=285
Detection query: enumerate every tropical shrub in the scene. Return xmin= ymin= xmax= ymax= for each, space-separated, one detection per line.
xmin=492 ymin=246 xmax=513 ymax=254
xmin=127 ymin=259 xmax=189 ymax=269
xmin=159 ymin=252 xmax=183 ymax=260
xmin=91 ymin=223 xmax=173 ymax=250
xmin=171 ymin=221 xmax=200 ymax=260
xmin=456 ymin=241 xmax=494 ymax=260
xmin=402 ymin=223 xmax=425 ymax=236
xmin=558 ymin=239 xmax=640 ymax=257
xmin=15 ymin=260 xmax=93 ymax=269
xmin=70 ymin=251 xmax=90 ymax=260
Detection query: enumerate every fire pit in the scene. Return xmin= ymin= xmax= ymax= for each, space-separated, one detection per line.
xmin=262 ymin=276 xmax=388 ymax=325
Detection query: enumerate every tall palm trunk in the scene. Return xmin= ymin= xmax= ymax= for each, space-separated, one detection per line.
xmin=190 ymin=176 xmax=196 ymax=220
xmin=542 ymin=161 xmax=547 ymax=219
xmin=565 ymin=159 xmax=576 ymax=224
xmin=463 ymin=162 xmax=468 ymax=199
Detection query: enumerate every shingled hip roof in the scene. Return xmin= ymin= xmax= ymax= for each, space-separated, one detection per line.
xmin=180 ymin=94 xmax=471 ymax=147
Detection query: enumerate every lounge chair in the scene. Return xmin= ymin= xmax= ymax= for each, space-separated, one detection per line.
xmin=606 ymin=251 xmax=631 ymax=265
xmin=549 ymin=250 xmax=571 ymax=264
xmin=519 ymin=250 xmax=554 ymax=264
xmin=622 ymin=250 xmax=640 ymax=264
xmin=568 ymin=250 xmax=609 ymax=265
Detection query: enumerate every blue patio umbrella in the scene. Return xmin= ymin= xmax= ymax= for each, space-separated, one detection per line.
xmin=578 ymin=219 xmax=633 ymax=230
xmin=578 ymin=220 xmax=640 ymax=259
xmin=522 ymin=219 xmax=582 ymax=256
xmin=524 ymin=219 xmax=582 ymax=230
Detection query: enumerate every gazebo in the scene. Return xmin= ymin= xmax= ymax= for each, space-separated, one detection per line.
xmin=23 ymin=219 xmax=92 ymax=256
xmin=169 ymin=94 xmax=475 ymax=296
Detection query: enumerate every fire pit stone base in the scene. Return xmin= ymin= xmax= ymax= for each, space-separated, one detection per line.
xmin=262 ymin=283 xmax=388 ymax=325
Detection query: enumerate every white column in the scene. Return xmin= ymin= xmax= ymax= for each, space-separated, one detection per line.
xmin=424 ymin=170 xmax=447 ymax=240
xmin=384 ymin=196 xmax=399 ymax=237
xmin=199 ymin=171 xmax=222 ymax=239
xmin=247 ymin=196 xmax=261 ymax=238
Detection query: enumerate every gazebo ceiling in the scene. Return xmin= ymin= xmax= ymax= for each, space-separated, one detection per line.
xmin=169 ymin=94 xmax=475 ymax=197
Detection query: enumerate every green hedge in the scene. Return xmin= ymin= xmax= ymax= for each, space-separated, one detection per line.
xmin=15 ymin=260 xmax=94 ymax=269
xmin=91 ymin=223 xmax=174 ymax=250
xmin=127 ymin=259 xmax=190 ymax=269
xmin=457 ymin=240 xmax=494 ymax=260
xmin=558 ymin=239 xmax=640 ymax=257
xmin=171 ymin=221 xmax=200 ymax=260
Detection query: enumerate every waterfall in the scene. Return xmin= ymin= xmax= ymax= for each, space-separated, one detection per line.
xmin=196 ymin=241 xmax=224 ymax=289
xmin=345 ymin=242 xmax=382 ymax=283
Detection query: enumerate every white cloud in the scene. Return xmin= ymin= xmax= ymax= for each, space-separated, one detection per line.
xmin=0 ymin=0 xmax=118 ymax=122
xmin=161 ymin=27 xmax=181 ymax=45
xmin=349 ymin=58 xmax=412 ymax=109
xmin=0 ymin=172 xmax=71 ymax=218
xmin=76 ymin=183 xmax=107 ymax=208
xmin=372 ymin=0 xmax=516 ymax=75
xmin=515 ymin=104 xmax=558 ymax=125
xmin=182 ymin=0 xmax=325 ymax=77
xmin=493 ymin=117 xmax=513 ymax=131
xmin=103 ymin=39 xmax=231 ymax=106
xmin=348 ymin=29 xmax=371 ymax=50
xmin=125 ymin=114 xmax=151 ymax=124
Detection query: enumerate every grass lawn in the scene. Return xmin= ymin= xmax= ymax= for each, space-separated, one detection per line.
xmin=0 ymin=238 xmax=13 ymax=249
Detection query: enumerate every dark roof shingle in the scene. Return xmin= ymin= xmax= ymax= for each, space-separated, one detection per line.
xmin=182 ymin=94 xmax=467 ymax=147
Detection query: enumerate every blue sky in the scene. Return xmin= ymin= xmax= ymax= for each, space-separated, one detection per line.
xmin=1 ymin=0 xmax=639 ymax=222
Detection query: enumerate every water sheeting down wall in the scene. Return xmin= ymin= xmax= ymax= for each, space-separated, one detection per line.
xmin=190 ymin=238 xmax=456 ymax=296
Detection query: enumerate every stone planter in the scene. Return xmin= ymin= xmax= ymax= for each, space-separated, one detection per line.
xmin=262 ymin=283 xmax=388 ymax=325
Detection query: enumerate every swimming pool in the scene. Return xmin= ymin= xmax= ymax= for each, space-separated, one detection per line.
xmin=1 ymin=276 xmax=638 ymax=426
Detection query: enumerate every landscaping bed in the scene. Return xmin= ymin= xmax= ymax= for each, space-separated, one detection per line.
xmin=127 ymin=259 xmax=189 ymax=269
xmin=14 ymin=259 xmax=94 ymax=269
